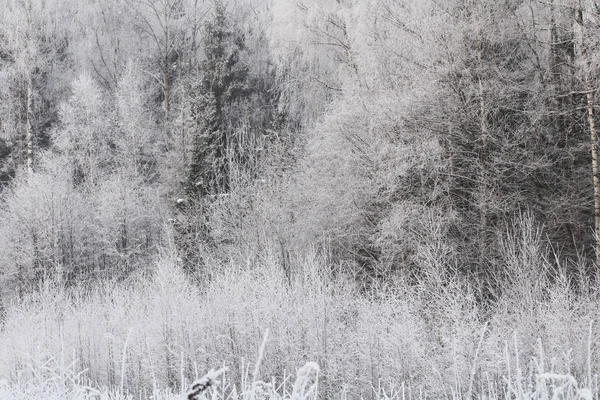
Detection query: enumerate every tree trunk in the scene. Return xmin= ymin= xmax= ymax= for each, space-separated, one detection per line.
xmin=476 ymin=25 xmax=489 ymax=263
xmin=25 ymin=70 xmax=34 ymax=176
xmin=586 ymin=90 xmax=600 ymax=263
xmin=25 ymin=0 xmax=34 ymax=177
xmin=574 ymin=3 xmax=600 ymax=265
xmin=162 ymin=68 xmax=170 ymax=119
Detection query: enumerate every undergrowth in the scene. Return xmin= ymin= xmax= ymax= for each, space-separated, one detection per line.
xmin=1 ymin=221 xmax=599 ymax=399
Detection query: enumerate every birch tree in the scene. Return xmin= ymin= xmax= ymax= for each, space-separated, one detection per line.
xmin=0 ymin=0 xmax=72 ymax=176
xmin=1 ymin=0 xmax=38 ymax=176
xmin=571 ymin=0 xmax=600 ymax=264
xmin=129 ymin=0 xmax=190 ymax=120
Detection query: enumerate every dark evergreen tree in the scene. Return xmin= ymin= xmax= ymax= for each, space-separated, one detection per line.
xmin=186 ymin=0 xmax=249 ymax=198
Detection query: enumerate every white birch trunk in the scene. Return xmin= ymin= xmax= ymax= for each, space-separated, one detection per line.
xmin=574 ymin=3 xmax=600 ymax=264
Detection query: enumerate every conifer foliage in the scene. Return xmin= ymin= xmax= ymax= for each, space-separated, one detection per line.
xmin=186 ymin=0 xmax=249 ymax=198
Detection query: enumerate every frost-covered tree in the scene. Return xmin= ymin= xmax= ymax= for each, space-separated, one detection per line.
xmin=53 ymin=74 xmax=114 ymax=186
xmin=128 ymin=0 xmax=189 ymax=120
xmin=270 ymin=0 xmax=355 ymax=124
xmin=186 ymin=0 xmax=249 ymax=197
xmin=0 ymin=0 xmax=72 ymax=177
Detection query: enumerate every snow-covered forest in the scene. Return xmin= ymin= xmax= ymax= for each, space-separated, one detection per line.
xmin=1 ymin=0 xmax=600 ymax=398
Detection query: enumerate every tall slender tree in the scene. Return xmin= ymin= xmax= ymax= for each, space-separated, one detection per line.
xmin=0 ymin=0 xmax=72 ymax=177
xmin=186 ymin=0 xmax=249 ymax=197
xmin=129 ymin=0 xmax=187 ymax=120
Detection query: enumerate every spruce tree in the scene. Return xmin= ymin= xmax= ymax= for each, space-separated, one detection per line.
xmin=187 ymin=0 xmax=248 ymax=198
